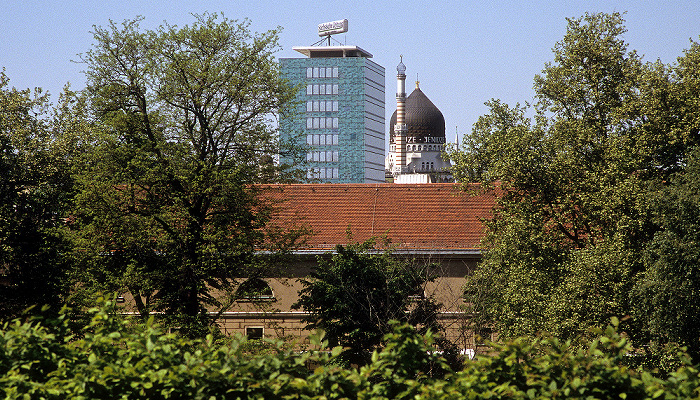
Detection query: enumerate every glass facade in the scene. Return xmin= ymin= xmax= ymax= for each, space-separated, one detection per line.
xmin=279 ymin=53 xmax=385 ymax=183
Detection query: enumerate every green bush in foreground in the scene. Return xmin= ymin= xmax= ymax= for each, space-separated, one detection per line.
xmin=1 ymin=304 xmax=700 ymax=399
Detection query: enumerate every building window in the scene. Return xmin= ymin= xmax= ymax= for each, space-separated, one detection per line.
xmin=307 ymin=167 xmax=339 ymax=180
xmin=246 ymin=326 xmax=264 ymax=340
xmin=306 ymin=100 xmax=338 ymax=112
xmin=475 ymin=327 xmax=492 ymax=345
xmin=305 ymin=84 xmax=339 ymax=96
xmin=306 ymin=67 xmax=339 ymax=79
xmin=235 ymin=278 xmax=274 ymax=301
xmin=305 ymin=118 xmax=340 ymax=131
xmin=307 ymin=151 xmax=340 ymax=163
xmin=307 ymin=134 xmax=339 ymax=145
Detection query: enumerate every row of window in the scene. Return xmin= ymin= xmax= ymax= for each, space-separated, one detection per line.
xmin=307 ymin=84 xmax=339 ymax=96
xmin=421 ymin=162 xmax=436 ymax=171
xmin=307 ymin=134 xmax=339 ymax=146
xmin=306 ymin=67 xmax=339 ymax=79
xmin=307 ymin=151 xmax=339 ymax=163
xmin=307 ymin=167 xmax=339 ymax=180
xmin=307 ymin=117 xmax=339 ymax=130
xmin=389 ymin=144 xmax=445 ymax=152
xmin=307 ymin=100 xmax=339 ymax=112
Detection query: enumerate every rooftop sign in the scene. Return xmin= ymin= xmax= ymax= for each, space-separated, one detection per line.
xmin=318 ymin=19 xmax=348 ymax=37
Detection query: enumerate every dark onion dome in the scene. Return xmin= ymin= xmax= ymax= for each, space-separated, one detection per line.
xmin=390 ymin=85 xmax=445 ymax=144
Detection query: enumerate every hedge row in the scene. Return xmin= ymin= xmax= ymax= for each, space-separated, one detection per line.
xmin=2 ymin=303 xmax=699 ymax=399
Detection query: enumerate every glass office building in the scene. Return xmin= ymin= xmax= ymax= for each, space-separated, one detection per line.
xmin=279 ymin=46 xmax=385 ymax=183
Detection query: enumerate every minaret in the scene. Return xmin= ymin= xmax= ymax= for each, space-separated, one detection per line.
xmin=393 ymin=57 xmax=407 ymax=176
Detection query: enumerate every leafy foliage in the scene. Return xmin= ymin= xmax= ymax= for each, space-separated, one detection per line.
xmin=69 ymin=14 xmax=305 ymax=336
xmin=449 ymin=12 xmax=700 ymax=361
xmin=634 ymin=147 xmax=700 ymax=362
xmin=293 ymin=240 xmax=447 ymax=366
xmin=2 ymin=305 xmax=700 ymax=399
xmin=0 ymin=71 xmax=75 ymax=320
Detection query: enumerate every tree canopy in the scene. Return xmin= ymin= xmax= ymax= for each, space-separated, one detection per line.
xmin=0 ymin=71 xmax=75 ymax=320
xmin=69 ymin=14 xmax=305 ymax=336
xmin=633 ymin=147 xmax=700 ymax=362
xmin=293 ymin=240 xmax=447 ymax=366
xmin=450 ymin=12 xmax=700 ymax=365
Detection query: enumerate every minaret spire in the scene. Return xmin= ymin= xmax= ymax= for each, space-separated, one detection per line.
xmin=393 ymin=56 xmax=407 ymax=176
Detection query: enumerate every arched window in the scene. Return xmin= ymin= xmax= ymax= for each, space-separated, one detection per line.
xmin=236 ymin=278 xmax=274 ymax=301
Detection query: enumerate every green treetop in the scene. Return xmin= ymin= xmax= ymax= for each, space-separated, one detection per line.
xmin=449 ymin=12 xmax=700 ymax=365
xmin=70 ymin=14 xmax=305 ymax=337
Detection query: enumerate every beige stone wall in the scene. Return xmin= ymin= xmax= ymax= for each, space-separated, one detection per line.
xmin=216 ymin=312 xmax=311 ymax=345
xmin=119 ymin=252 xmax=486 ymax=353
xmin=215 ymin=310 xmax=487 ymax=356
xmin=217 ymin=252 xmax=485 ymax=353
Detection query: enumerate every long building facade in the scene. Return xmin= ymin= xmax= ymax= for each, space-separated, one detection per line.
xmin=279 ymin=46 xmax=385 ymax=183
xmin=217 ymin=183 xmax=495 ymax=354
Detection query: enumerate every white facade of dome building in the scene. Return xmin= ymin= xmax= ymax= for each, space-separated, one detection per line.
xmin=385 ymin=59 xmax=452 ymax=183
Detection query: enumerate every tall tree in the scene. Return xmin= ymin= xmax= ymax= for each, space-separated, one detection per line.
xmin=0 ymin=72 xmax=74 ymax=319
xmin=633 ymin=146 xmax=700 ymax=362
xmin=72 ymin=14 xmax=304 ymax=336
xmin=450 ymin=12 xmax=700 ymax=347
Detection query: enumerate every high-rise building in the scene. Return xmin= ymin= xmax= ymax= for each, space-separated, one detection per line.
xmin=279 ymin=45 xmax=385 ymax=183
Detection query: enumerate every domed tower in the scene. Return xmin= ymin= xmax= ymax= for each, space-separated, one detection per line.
xmin=389 ymin=83 xmax=446 ymax=145
xmin=386 ymin=59 xmax=451 ymax=183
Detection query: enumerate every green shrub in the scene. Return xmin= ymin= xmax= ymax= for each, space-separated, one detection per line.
xmin=2 ymin=305 xmax=700 ymax=399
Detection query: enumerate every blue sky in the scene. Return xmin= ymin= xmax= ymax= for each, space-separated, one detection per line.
xmin=2 ymin=0 xmax=699 ymax=145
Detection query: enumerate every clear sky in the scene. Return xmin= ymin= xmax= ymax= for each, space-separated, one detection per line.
xmin=2 ymin=0 xmax=699 ymax=145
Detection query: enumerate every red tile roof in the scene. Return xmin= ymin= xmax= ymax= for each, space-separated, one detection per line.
xmin=263 ymin=183 xmax=494 ymax=250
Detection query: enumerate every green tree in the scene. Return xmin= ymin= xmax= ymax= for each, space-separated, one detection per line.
xmin=450 ymin=12 xmax=700 ymax=347
xmin=293 ymin=240 xmax=447 ymax=366
xmin=0 ymin=71 xmax=75 ymax=320
xmin=633 ymin=147 xmax=700 ymax=362
xmin=71 ymin=14 xmax=304 ymax=337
